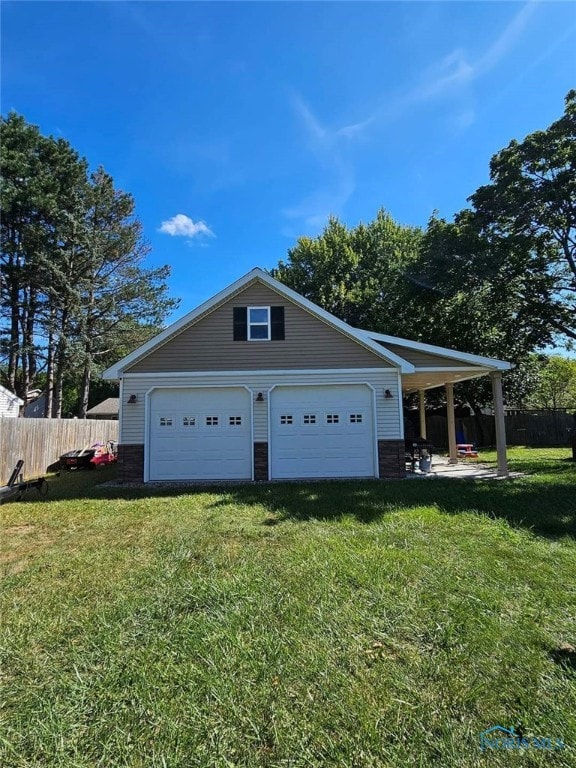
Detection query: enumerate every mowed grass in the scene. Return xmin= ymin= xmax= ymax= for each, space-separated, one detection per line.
xmin=1 ymin=449 xmax=575 ymax=767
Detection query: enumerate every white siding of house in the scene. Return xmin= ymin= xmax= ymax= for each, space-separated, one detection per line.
xmin=0 ymin=387 xmax=22 ymax=418
xmin=120 ymin=370 xmax=402 ymax=444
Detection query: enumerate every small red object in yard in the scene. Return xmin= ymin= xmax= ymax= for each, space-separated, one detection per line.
xmin=90 ymin=441 xmax=118 ymax=466
xmin=457 ymin=443 xmax=479 ymax=458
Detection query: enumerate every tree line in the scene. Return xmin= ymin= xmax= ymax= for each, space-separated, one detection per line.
xmin=1 ymin=91 xmax=574 ymax=419
xmin=273 ymin=90 xmax=576 ymax=420
xmin=1 ymin=114 xmax=178 ymax=417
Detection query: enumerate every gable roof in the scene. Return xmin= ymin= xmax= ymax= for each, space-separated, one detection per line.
xmin=86 ymin=397 xmax=120 ymax=417
xmin=358 ymin=330 xmax=513 ymax=371
xmin=103 ymin=268 xmax=415 ymax=378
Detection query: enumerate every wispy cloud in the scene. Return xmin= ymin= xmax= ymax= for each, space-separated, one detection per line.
xmin=283 ymin=93 xmax=369 ymax=233
xmin=282 ymin=167 xmax=356 ymax=231
xmin=284 ymin=3 xmax=539 ymax=233
xmin=392 ymin=2 xmax=538 ymax=109
xmin=475 ymin=1 xmax=537 ymax=77
xmin=158 ymin=214 xmax=214 ymax=239
xmin=291 ymin=93 xmax=372 ymax=148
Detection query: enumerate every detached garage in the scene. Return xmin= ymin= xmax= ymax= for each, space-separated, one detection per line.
xmin=105 ymin=267 xmax=512 ymax=482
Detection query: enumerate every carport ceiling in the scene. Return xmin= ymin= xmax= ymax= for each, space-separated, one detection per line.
xmin=402 ymin=368 xmax=492 ymax=393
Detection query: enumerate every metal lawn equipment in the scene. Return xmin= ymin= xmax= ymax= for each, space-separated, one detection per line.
xmin=0 ymin=460 xmax=49 ymax=504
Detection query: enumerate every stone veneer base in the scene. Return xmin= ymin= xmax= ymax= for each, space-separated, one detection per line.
xmin=378 ymin=439 xmax=406 ymax=479
xmin=117 ymin=444 xmax=145 ymax=483
xmin=117 ymin=440 xmax=404 ymax=483
xmin=254 ymin=442 xmax=269 ymax=481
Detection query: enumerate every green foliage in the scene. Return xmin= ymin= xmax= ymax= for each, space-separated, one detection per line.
xmin=469 ymin=90 xmax=576 ymax=343
xmin=526 ymin=356 xmax=576 ymax=410
xmin=274 ymin=92 xmax=576 ymax=413
xmin=0 ymin=112 xmax=178 ymax=415
xmin=273 ymin=209 xmax=422 ymax=333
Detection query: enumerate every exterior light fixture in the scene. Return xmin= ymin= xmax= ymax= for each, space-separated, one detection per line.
xmin=384 ymin=389 xmax=393 ymax=399
xmin=256 ymin=392 xmax=264 ymax=402
xmin=128 ymin=394 xmax=137 ymax=404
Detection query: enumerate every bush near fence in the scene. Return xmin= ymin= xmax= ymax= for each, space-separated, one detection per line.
xmin=0 ymin=419 xmax=119 ymax=482
xmin=415 ymin=410 xmax=575 ymax=450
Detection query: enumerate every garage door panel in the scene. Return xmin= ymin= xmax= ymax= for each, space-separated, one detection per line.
xmin=271 ymin=385 xmax=375 ymax=479
xmin=149 ymin=388 xmax=251 ymax=480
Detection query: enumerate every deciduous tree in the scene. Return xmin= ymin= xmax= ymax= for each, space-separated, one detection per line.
xmin=469 ymin=89 xmax=576 ymax=343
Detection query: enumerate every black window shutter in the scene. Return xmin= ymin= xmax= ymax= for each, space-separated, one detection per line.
xmin=233 ymin=307 xmax=248 ymax=340
xmin=271 ymin=306 xmax=285 ymax=340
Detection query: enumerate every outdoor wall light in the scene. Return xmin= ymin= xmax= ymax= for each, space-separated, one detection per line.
xmin=256 ymin=392 xmax=265 ymax=402
xmin=127 ymin=394 xmax=137 ymax=404
xmin=384 ymin=389 xmax=394 ymax=399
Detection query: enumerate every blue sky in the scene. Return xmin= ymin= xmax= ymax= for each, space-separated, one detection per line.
xmin=2 ymin=1 xmax=575 ymax=321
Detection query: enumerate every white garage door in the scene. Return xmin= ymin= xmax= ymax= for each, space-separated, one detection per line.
xmin=270 ymin=385 xmax=375 ymax=479
xmin=149 ymin=388 xmax=251 ymax=480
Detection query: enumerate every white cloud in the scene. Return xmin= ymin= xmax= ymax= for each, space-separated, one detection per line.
xmin=158 ymin=214 xmax=214 ymax=238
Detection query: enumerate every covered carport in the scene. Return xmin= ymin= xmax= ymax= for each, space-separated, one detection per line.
xmin=359 ymin=331 xmax=513 ymax=477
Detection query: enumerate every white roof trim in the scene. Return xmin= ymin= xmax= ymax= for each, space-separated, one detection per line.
xmin=103 ymin=268 xmax=415 ymax=378
xmin=358 ymin=329 xmax=513 ymax=371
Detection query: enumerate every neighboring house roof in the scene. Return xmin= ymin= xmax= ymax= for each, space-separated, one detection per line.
xmin=103 ymin=267 xmax=512 ymax=382
xmin=103 ymin=268 xmax=415 ymax=378
xmin=24 ymin=393 xmax=46 ymax=418
xmin=86 ymin=398 xmax=120 ymax=418
xmin=0 ymin=384 xmax=24 ymax=407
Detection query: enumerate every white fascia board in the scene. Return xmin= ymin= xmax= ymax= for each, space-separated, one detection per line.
xmin=358 ymin=329 xmax=514 ymax=371
xmin=122 ymin=367 xmax=400 ymax=379
xmin=103 ymin=267 xmax=415 ymax=378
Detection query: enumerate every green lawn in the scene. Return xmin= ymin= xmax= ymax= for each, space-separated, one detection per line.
xmin=1 ymin=448 xmax=575 ymax=767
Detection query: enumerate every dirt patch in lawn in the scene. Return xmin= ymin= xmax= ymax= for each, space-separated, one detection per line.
xmin=3 ymin=524 xmax=36 ymax=535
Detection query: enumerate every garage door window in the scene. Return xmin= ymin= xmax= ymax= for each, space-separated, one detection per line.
xmin=206 ymin=416 xmax=219 ymax=426
xmin=159 ymin=417 xmax=173 ymax=427
xmin=326 ymin=414 xmax=340 ymax=424
xmin=303 ymin=414 xmax=316 ymax=424
xmin=349 ymin=413 xmax=363 ymax=423
xmin=229 ymin=416 xmax=242 ymax=426
xmin=183 ymin=416 xmax=196 ymax=427
xmin=280 ymin=415 xmax=293 ymax=425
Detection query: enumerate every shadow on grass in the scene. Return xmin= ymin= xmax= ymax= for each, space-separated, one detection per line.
xmin=15 ymin=455 xmax=576 ymax=540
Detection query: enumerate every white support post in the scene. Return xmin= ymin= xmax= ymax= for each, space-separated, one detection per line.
xmin=419 ymin=389 xmax=427 ymax=439
xmin=491 ymin=371 xmax=509 ymax=477
xmin=446 ymin=383 xmax=458 ymax=464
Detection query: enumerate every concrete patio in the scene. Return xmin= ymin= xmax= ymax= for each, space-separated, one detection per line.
xmin=407 ymin=455 xmax=524 ymax=480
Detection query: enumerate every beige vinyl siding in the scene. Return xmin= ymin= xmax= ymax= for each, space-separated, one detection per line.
xmin=382 ymin=343 xmax=475 ymax=368
xmin=127 ymin=283 xmax=387 ymax=373
xmin=120 ymin=371 xmax=401 ymax=444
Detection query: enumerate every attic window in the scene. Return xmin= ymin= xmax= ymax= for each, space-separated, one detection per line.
xmin=248 ymin=307 xmax=270 ymax=340
xmin=233 ymin=306 xmax=285 ymax=341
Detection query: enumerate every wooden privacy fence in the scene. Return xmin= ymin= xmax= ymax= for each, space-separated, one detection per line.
xmin=0 ymin=419 xmax=119 ymax=482
xmin=421 ymin=410 xmax=575 ymax=450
